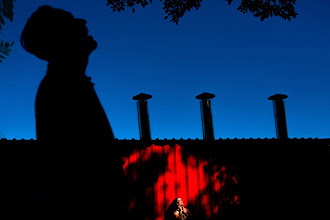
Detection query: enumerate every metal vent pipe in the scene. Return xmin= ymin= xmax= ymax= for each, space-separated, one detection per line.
xmin=133 ymin=93 xmax=152 ymax=141
xmin=268 ymin=94 xmax=288 ymax=139
xmin=196 ymin=92 xmax=215 ymax=140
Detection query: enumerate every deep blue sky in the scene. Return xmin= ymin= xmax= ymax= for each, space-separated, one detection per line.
xmin=0 ymin=0 xmax=329 ymax=140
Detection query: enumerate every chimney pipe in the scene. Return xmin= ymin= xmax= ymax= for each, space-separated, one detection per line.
xmin=133 ymin=93 xmax=152 ymax=141
xmin=268 ymin=94 xmax=288 ymax=139
xmin=196 ymin=92 xmax=215 ymax=140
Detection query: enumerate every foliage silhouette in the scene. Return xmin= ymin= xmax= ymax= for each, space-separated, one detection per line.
xmin=0 ymin=40 xmax=14 ymax=63
xmin=106 ymin=0 xmax=298 ymax=24
xmin=0 ymin=0 xmax=15 ymax=29
xmin=0 ymin=0 xmax=15 ymax=63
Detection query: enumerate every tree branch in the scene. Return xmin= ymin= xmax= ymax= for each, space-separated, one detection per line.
xmin=106 ymin=0 xmax=298 ymax=24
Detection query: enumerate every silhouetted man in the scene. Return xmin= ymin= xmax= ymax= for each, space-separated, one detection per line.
xmin=21 ymin=5 xmax=124 ymax=220
xmin=21 ymin=6 xmax=114 ymax=142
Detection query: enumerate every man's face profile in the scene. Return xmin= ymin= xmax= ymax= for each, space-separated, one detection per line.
xmin=21 ymin=5 xmax=98 ymax=61
xmin=58 ymin=10 xmax=97 ymax=56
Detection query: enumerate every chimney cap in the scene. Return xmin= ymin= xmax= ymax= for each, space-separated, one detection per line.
xmin=268 ymin=94 xmax=288 ymax=101
xmin=133 ymin=93 xmax=152 ymax=101
xmin=196 ymin=92 xmax=215 ymax=100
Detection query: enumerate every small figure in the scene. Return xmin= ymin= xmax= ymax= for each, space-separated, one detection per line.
xmin=164 ymin=198 xmax=191 ymax=220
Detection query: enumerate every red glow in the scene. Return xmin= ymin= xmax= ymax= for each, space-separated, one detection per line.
xmin=122 ymin=144 xmax=239 ymax=220
xmin=233 ymin=195 xmax=239 ymax=204
xmin=233 ymin=176 xmax=238 ymax=184
xmin=165 ymin=145 xmax=176 ymax=207
xmin=153 ymin=145 xmax=165 ymax=219
xmin=174 ymin=144 xmax=187 ymax=207
xmin=187 ymin=155 xmax=198 ymax=204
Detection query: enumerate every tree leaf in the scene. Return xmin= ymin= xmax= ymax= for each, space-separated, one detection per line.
xmin=0 ymin=0 xmax=16 ymax=30
xmin=0 ymin=0 xmax=16 ymax=63
xmin=0 ymin=40 xmax=14 ymax=63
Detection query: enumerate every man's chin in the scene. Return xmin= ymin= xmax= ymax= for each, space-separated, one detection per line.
xmin=87 ymin=36 xmax=98 ymax=53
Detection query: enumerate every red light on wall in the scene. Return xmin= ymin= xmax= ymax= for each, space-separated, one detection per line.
xmin=122 ymin=144 xmax=239 ymax=220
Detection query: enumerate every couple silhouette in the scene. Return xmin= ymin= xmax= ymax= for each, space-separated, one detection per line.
xmin=20 ymin=5 xmax=125 ymax=219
